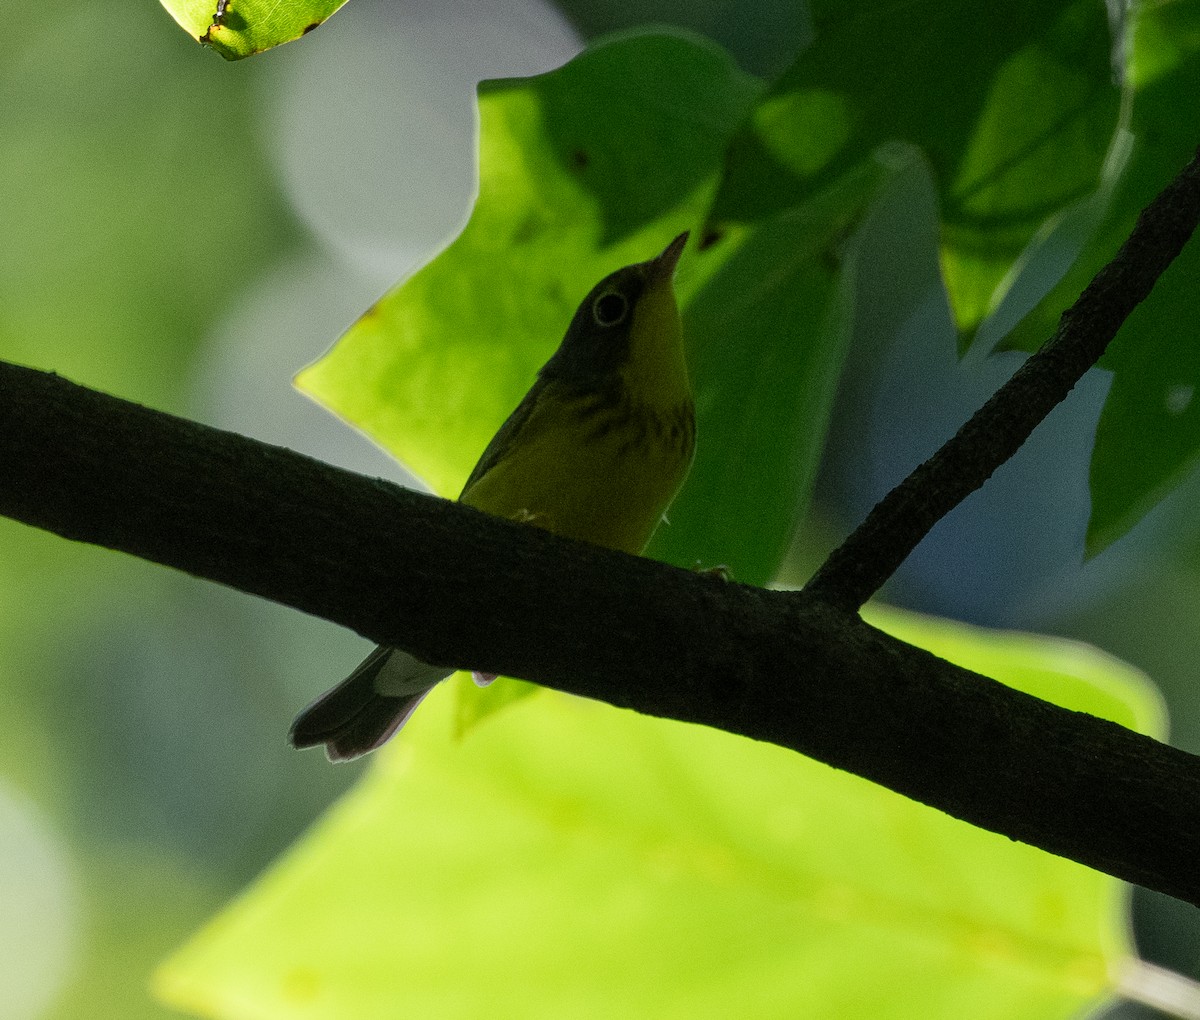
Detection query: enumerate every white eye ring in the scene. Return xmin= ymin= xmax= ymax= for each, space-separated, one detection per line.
xmin=592 ymin=291 xmax=629 ymax=327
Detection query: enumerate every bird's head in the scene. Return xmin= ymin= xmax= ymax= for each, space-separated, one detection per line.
xmin=540 ymin=232 xmax=689 ymax=391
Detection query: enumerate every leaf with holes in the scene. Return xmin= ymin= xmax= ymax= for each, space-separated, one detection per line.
xmin=159 ymin=0 xmax=348 ymax=59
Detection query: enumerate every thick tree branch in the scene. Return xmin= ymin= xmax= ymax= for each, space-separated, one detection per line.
xmin=805 ymin=144 xmax=1200 ymax=610
xmin=2 ymin=360 xmax=1200 ymax=905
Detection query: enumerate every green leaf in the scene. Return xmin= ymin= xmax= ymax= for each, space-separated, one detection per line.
xmin=297 ymin=33 xmax=762 ymax=504
xmin=711 ymin=0 xmax=1120 ymax=341
xmin=1086 ymin=237 xmax=1200 ymax=555
xmin=159 ymin=0 xmax=348 ymax=59
xmin=996 ymin=0 xmax=1200 ymax=554
xmin=154 ymin=604 xmax=1160 ymax=1019
xmin=651 ymin=156 xmax=896 ymax=583
xmin=297 ymin=34 xmax=762 ymax=503
xmin=451 ymin=673 xmax=538 ymax=736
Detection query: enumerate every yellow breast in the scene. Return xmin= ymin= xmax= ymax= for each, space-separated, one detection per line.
xmin=461 ymin=384 xmax=694 ymax=555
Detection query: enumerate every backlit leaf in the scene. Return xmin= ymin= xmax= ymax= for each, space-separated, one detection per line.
xmin=155 ymin=605 xmax=1159 ymax=1019
xmin=159 ymin=0 xmax=348 ymax=60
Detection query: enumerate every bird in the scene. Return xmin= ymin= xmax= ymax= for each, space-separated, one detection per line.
xmin=289 ymin=232 xmax=696 ymax=761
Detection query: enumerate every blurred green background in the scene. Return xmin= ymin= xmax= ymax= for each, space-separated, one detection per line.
xmin=1 ymin=1 xmax=1197 ymax=1017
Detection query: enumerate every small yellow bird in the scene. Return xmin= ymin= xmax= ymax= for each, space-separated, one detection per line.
xmin=290 ymin=233 xmax=695 ymax=760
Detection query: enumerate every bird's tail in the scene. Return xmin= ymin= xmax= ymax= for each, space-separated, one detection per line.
xmin=289 ymin=646 xmax=454 ymax=762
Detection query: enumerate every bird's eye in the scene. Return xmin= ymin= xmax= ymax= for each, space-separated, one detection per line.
xmin=592 ymin=291 xmax=629 ymax=327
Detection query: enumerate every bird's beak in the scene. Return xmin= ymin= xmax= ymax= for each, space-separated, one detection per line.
xmin=648 ymin=231 xmax=689 ymax=283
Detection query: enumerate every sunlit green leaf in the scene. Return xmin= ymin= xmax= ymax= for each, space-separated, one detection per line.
xmin=711 ymin=0 xmax=1119 ymax=341
xmin=297 ymin=34 xmax=761 ymax=506
xmin=450 ymin=672 xmax=538 ymax=737
xmin=996 ymin=0 xmax=1200 ymax=554
xmin=155 ymin=605 xmax=1158 ymax=1020
xmin=159 ymin=0 xmax=347 ymax=59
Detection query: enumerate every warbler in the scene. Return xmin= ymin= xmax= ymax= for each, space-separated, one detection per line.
xmin=290 ymin=232 xmax=695 ymax=761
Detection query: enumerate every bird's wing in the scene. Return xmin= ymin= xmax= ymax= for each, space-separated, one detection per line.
xmin=458 ymin=376 xmax=554 ymax=499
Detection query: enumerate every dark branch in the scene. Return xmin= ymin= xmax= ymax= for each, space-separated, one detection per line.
xmin=2 ymin=360 xmax=1200 ymax=905
xmin=805 ymin=144 xmax=1200 ymax=610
